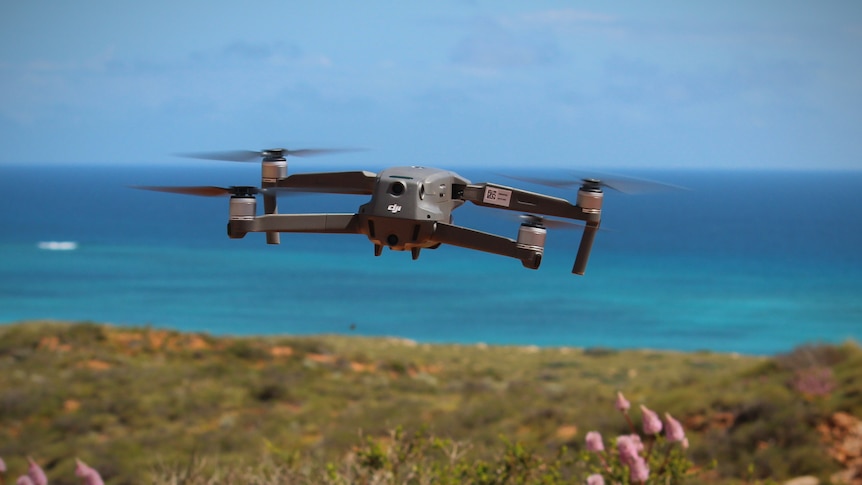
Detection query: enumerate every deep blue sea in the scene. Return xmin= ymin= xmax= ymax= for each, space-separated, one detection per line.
xmin=2 ymin=164 xmax=860 ymax=355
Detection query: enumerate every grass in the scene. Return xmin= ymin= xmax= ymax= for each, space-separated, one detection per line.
xmin=1 ymin=320 xmax=860 ymax=484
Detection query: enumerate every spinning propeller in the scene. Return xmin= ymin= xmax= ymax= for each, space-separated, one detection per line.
xmin=173 ymin=146 xmax=362 ymax=244
xmin=133 ymin=185 xmax=282 ymax=197
xmin=177 ymin=147 xmax=362 ymax=162
xmin=131 ymin=185 xmax=344 ymax=197
xmin=518 ymin=214 xmax=586 ymax=230
xmin=502 ymin=173 xmax=687 ymax=195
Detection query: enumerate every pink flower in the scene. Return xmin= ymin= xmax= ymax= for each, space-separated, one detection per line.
xmin=615 ymin=391 xmax=630 ymax=412
xmin=664 ymin=412 xmax=686 ymax=443
xmin=628 ymin=433 xmax=644 ymax=452
xmin=17 ymin=476 xmax=35 ymax=485
xmin=617 ymin=435 xmax=640 ymax=466
xmin=629 ymin=455 xmax=650 ymax=483
xmin=586 ymin=473 xmax=605 ymax=485
xmin=640 ymin=404 xmax=663 ymax=435
xmin=27 ymin=458 xmax=47 ymax=485
xmin=75 ymin=459 xmax=105 ymax=485
xmin=585 ymin=431 xmax=604 ymax=452
xmin=0 ymin=456 xmax=6 ymax=473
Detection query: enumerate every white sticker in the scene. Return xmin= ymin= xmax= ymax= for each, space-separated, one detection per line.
xmin=483 ymin=186 xmax=512 ymax=207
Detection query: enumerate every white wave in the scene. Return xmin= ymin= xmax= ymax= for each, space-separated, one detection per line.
xmin=37 ymin=241 xmax=78 ymax=251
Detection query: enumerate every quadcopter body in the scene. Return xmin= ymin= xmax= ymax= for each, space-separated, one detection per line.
xmin=139 ymin=149 xmax=608 ymax=275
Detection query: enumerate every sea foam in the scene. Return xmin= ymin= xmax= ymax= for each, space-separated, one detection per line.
xmin=37 ymin=241 xmax=78 ymax=251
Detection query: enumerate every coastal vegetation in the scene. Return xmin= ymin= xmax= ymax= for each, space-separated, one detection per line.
xmin=1 ymin=321 xmax=861 ymax=484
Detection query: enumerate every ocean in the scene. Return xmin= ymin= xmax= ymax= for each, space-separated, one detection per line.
xmin=2 ymin=164 xmax=860 ymax=355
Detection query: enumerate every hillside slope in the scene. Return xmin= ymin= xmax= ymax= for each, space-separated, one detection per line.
xmin=1 ymin=321 xmax=860 ymax=484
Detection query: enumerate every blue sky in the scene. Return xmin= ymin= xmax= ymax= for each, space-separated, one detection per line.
xmin=1 ymin=1 xmax=860 ymax=170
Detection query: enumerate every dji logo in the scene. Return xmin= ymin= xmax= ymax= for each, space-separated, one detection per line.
xmin=387 ymin=204 xmax=402 ymax=213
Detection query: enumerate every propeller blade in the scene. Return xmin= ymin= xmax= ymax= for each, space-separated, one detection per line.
xmin=176 ymin=147 xmax=366 ymax=162
xmin=132 ymin=185 xmax=234 ymax=197
xmin=590 ymin=174 xmax=689 ymax=194
xmin=285 ymin=148 xmax=363 ymax=157
xmin=519 ymin=214 xmax=582 ymax=230
xmin=268 ymin=186 xmax=368 ymax=195
xmin=499 ymin=172 xmax=688 ymax=194
xmin=176 ymin=150 xmax=263 ymax=162
xmin=541 ymin=218 xmax=584 ymax=230
xmin=499 ymin=174 xmax=580 ymax=189
xmin=132 ymin=185 xmax=314 ymax=198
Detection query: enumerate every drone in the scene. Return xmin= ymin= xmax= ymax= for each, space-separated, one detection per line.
xmin=137 ymin=147 xmax=648 ymax=276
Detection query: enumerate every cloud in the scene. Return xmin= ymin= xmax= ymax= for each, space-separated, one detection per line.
xmin=0 ymin=38 xmax=339 ymax=126
xmin=513 ymin=8 xmax=616 ymax=27
xmin=602 ymin=53 xmax=819 ymax=109
xmin=447 ymin=8 xmax=620 ymax=71
xmin=222 ymin=41 xmax=282 ymax=61
xmin=450 ymin=20 xmax=560 ymax=69
xmin=189 ymin=40 xmax=304 ymax=68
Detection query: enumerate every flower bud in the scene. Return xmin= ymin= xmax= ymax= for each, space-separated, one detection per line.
xmin=27 ymin=458 xmax=47 ymax=485
xmin=586 ymin=473 xmax=605 ymax=485
xmin=664 ymin=412 xmax=686 ymax=443
xmin=615 ymin=391 xmax=630 ymax=412
xmin=640 ymin=404 xmax=663 ymax=435
xmin=76 ymin=458 xmax=106 ymax=485
xmin=617 ymin=435 xmax=640 ymax=466
xmin=629 ymin=455 xmax=650 ymax=482
xmin=585 ymin=431 xmax=604 ymax=452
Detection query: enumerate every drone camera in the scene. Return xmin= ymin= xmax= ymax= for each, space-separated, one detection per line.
xmin=390 ymin=181 xmax=406 ymax=196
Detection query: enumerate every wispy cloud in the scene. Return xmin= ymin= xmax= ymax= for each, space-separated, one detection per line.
xmin=450 ymin=25 xmax=560 ymax=69
xmin=448 ymin=11 xmax=575 ymax=71
xmin=191 ymin=40 xmax=305 ymax=67
xmin=511 ymin=8 xmax=616 ymax=27
xmin=448 ymin=8 xmax=619 ymax=71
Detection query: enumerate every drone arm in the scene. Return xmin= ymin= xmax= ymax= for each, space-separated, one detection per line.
xmin=460 ymin=183 xmax=596 ymax=222
xmin=229 ymin=214 xmax=362 ymax=237
xmin=460 ymin=182 xmax=603 ymax=275
xmin=276 ymin=171 xmax=377 ymax=195
xmin=430 ymin=222 xmax=542 ymax=269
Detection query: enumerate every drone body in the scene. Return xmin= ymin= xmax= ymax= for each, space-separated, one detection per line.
xmin=140 ymin=149 xmax=606 ymax=275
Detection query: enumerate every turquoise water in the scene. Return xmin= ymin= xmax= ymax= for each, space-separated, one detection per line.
xmin=2 ymin=166 xmax=860 ymax=354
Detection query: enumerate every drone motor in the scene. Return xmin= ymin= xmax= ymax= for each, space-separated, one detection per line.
xmin=261 ymin=157 xmax=287 ymax=183
xmin=229 ymin=194 xmax=256 ymax=221
xmin=517 ymin=220 xmax=546 ymax=250
xmin=576 ymin=179 xmax=604 ymax=213
xmin=513 ymin=215 xmax=546 ymax=269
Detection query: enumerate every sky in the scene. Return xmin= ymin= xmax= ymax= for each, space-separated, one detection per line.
xmin=1 ymin=1 xmax=860 ymax=170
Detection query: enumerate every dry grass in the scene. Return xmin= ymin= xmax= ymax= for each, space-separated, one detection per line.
xmin=1 ymin=320 xmax=859 ymax=484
